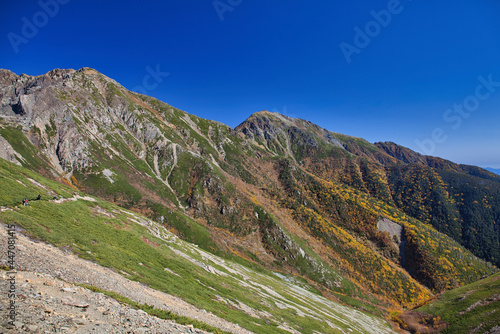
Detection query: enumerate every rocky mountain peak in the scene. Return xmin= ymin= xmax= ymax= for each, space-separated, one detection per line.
xmin=0 ymin=69 xmax=18 ymax=85
xmin=0 ymin=67 xmax=139 ymax=173
xmin=45 ymin=68 xmax=77 ymax=80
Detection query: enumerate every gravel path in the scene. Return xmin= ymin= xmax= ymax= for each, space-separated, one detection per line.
xmin=0 ymin=271 xmax=210 ymax=333
xmin=0 ymin=223 xmax=252 ymax=334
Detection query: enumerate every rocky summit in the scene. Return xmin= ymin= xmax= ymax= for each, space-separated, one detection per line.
xmin=1 ymin=67 xmax=500 ymax=333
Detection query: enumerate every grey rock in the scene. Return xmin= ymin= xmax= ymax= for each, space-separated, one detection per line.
xmin=61 ymin=296 xmax=89 ymax=308
xmin=27 ymin=324 xmax=38 ymax=332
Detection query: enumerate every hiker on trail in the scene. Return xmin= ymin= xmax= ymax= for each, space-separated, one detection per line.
xmin=36 ymin=194 xmax=41 ymax=200
xmin=23 ymin=198 xmax=28 ymax=206
xmin=53 ymin=195 xmax=57 ymax=200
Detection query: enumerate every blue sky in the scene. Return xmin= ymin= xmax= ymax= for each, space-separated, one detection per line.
xmin=1 ymin=1 xmax=500 ymax=167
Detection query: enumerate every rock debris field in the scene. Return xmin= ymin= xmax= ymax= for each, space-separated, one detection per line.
xmin=0 ymin=223 xmax=251 ymax=334
xmin=1 ymin=271 xmax=210 ymax=334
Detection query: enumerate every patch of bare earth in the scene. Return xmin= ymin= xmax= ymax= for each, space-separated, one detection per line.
xmin=394 ymin=311 xmax=447 ymax=334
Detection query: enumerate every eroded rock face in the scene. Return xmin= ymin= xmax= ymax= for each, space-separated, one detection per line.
xmin=0 ymin=69 xmax=91 ymax=173
xmin=0 ymin=68 xmax=171 ymax=174
xmin=0 ymin=68 xmax=227 ymax=176
xmin=0 ymin=135 xmax=23 ymax=165
xmin=0 ymin=67 xmax=238 ymax=226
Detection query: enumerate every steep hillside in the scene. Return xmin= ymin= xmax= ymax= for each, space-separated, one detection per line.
xmin=395 ymin=271 xmax=500 ymax=333
xmin=375 ymin=142 xmax=500 ymax=266
xmin=0 ymin=67 xmax=498 ymax=325
xmin=0 ymin=157 xmax=396 ymax=333
xmin=236 ymin=111 xmax=500 ymax=270
xmin=236 ymin=111 xmax=395 ymax=204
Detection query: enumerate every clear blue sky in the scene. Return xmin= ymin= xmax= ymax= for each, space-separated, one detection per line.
xmin=1 ymin=0 xmax=500 ymax=167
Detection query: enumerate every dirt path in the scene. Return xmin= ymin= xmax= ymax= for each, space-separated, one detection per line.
xmin=0 ymin=223 xmax=252 ymax=334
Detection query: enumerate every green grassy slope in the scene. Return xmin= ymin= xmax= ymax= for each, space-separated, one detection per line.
xmin=394 ymin=271 xmax=500 ymax=333
xmin=0 ymin=157 xmax=396 ymax=334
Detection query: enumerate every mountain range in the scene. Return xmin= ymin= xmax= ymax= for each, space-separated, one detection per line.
xmin=1 ymin=67 xmax=499 ymax=333
xmin=486 ymin=168 xmax=500 ymax=176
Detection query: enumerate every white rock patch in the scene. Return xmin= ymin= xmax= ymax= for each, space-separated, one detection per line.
xmin=102 ymin=169 xmax=115 ymax=183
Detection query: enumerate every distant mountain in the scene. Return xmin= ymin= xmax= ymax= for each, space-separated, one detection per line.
xmin=486 ymin=167 xmax=500 ymax=176
xmin=1 ymin=67 xmax=499 ymax=331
